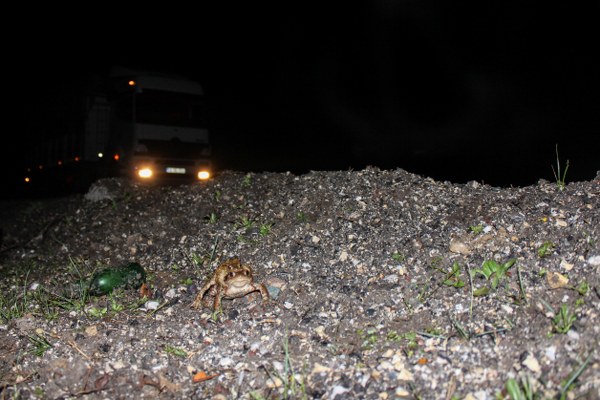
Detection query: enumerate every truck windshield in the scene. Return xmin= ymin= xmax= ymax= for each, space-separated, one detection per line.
xmin=115 ymin=89 xmax=206 ymax=128
xmin=136 ymin=139 xmax=209 ymax=159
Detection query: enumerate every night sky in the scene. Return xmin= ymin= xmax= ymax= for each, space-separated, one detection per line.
xmin=5 ymin=3 xmax=599 ymax=196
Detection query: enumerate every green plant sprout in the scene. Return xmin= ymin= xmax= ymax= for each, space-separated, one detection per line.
xmin=108 ymin=292 xmax=124 ymax=312
xmin=259 ymin=222 xmax=274 ymax=236
xmin=429 ymin=261 xmax=466 ymax=288
xmin=249 ymin=392 xmax=267 ymax=400
xmin=506 ymin=375 xmax=536 ymax=400
xmin=180 ymin=277 xmax=193 ymax=286
xmin=537 ymin=241 xmax=555 ymax=257
xmin=191 ymin=253 xmax=203 ymax=267
xmin=87 ymin=306 xmax=108 ymax=319
xmin=357 ymin=327 xmax=378 ymax=350
xmin=391 ymin=252 xmax=405 ymax=262
xmin=443 ymin=262 xmax=466 ymax=288
xmin=236 ymin=216 xmax=254 ymax=230
xmin=388 ymin=331 xmax=419 ymax=354
xmin=422 ymin=327 xmax=444 ymax=337
xmin=469 ymin=224 xmax=484 ymax=234
xmin=242 ymin=173 xmax=253 ymax=187
xmin=211 ymin=308 xmax=222 ymax=322
xmin=205 ymin=212 xmax=218 ymax=224
xmin=27 ymin=333 xmax=53 ymax=357
xmin=552 ymin=304 xmax=576 ymax=334
xmin=164 ymin=344 xmax=188 ymax=358
xmin=472 ymin=258 xmax=516 ymax=296
xmin=551 ymin=144 xmax=569 ymax=191
xmin=574 ymin=281 xmax=589 ymax=296
xmin=296 ymin=211 xmax=307 ymax=222
xmin=450 ymin=316 xmax=470 ymax=340
xmin=386 ymin=330 xmax=401 ymax=342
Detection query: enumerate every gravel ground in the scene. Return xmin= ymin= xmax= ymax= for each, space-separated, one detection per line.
xmin=1 ymin=167 xmax=599 ymax=399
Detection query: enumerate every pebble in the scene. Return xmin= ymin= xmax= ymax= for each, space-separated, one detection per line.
xmin=267 ymin=285 xmax=281 ymax=299
xmin=560 ymin=259 xmax=574 ymax=271
xmin=567 ymin=330 xmax=580 ymax=340
xmin=84 ymin=185 xmax=114 ymax=202
xmin=449 ymin=238 xmax=471 ymax=255
xmin=522 ymin=353 xmax=541 ymax=373
xmin=145 ymin=300 xmax=160 ymax=310
xmin=330 ymin=385 xmax=349 ymax=398
xmin=339 ymin=250 xmax=348 ymax=261
xmin=546 ymin=272 xmax=569 ymax=289
xmin=555 ymin=219 xmax=567 ymax=227
xmin=85 ymin=325 xmax=98 ymax=336
xmin=311 ymin=363 xmax=331 ymax=374
xmin=266 ymin=377 xmax=283 ymax=388
xmin=219 ymin=357 xmax=234 ymax=367
xmin=544 ymin=346 xmax=557 ymax=361
xmin=111 ymin=360 xmax=126 ymax=370
xmin=587 ymin=255 xmax=600 ymax=266
xmin=501 ymin=304 xmax=514 ymax=314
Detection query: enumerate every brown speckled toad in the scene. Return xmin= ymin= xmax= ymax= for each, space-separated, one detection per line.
xmin=191 ymin=258 xmax=269 ymax=310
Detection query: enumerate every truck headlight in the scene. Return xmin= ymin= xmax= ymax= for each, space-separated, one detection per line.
xmin=197 ymin=170 xmax=210 ymax=180
xmin=138 ymin=167 xmax=153 ymax=179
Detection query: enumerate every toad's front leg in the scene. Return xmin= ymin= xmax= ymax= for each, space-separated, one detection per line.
xmin=255 ymin=283 xmax=270 ymax=303
xmin=212 ymin=285 xmax=226 ymax=311
xmin=191 ymin=280 xmax=215 ymax=309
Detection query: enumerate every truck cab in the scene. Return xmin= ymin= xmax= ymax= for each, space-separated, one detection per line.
xmin=108 ymin=66 xmax=212 ymax=182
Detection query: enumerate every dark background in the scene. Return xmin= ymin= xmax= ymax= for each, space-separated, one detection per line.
xmin=4 ymin=3 xmax=599 ymax=196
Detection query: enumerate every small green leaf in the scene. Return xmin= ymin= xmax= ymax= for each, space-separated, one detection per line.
xmin=506 ymin=378 xmax=522 ymax=400
xmin=469 ymin=224 xmax=484 ymax=234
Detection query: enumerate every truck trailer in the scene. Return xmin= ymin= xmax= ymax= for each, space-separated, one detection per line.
xmin=24 ymin=66 xmax=212 ymax=194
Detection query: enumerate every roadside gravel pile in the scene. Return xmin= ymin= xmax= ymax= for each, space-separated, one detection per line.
xmin=1 ymin=167 xmax=599 ymax=399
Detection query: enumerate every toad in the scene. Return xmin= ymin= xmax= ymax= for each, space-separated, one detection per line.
xmin=191 ymin=258 xmax=269 ymax=311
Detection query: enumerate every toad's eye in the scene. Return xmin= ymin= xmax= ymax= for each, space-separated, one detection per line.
xmin=227 ymin=272 xmax=236 ymax=279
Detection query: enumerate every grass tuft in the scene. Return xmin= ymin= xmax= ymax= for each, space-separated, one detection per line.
xmin=551 ymin=144 xmax=569 ymax=191
xmin=262 ymin=332 xmax=308 ymax=400
xmin=552 ymin=304 xmax=576 ymax=334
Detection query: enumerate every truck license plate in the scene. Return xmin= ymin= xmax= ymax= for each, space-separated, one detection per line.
xmin=166 ymin=167 xmax=186 ymax=174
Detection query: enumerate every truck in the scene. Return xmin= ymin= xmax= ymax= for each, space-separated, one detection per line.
xmin=24 ymin=66 xmax=212 ymax=195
